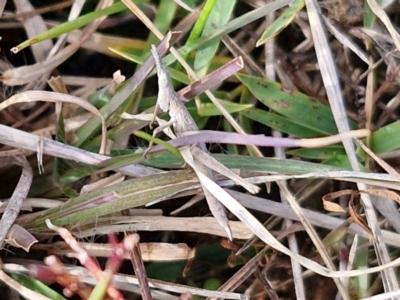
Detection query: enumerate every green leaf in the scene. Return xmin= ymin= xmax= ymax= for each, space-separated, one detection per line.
xmin=197 ymin=100 xmax=253 ymax=116
xmin=180 ymin=0 xmax=195 ymax=9
xmin=133 ymin=131 xmax=182 ymax=158
xmin=223 ymin=119 xmax=240 ymax=155
xmin=98 ymin=49 xmax=192 ymax=85
xmin=237 ymin=73 xmax=358 ymax=136
xmin=370 ymin=120 xmax=400 ymax=154
xmin=13 ymin=2 xmax=128 ymax=52
xmin=143 ymin=152 xmax=344 ymax=173
xmin=54 ymin=113 xmax=69 ymax=179
xmin=81 ymin=2 xmax=293 ymax=152
xmin=186 ymin=0 xmax=217 ymax=44
xmin=145 ymin=0 xmax=177 ymax=50
xmin=194 ymin=0 xmax=237 ymax=77
xmin=242 ymin=108 xmax=325 ymax=138
xmin=87 ymin=81 xmax=118 ymax=109
xmin=256 ymin=0 xmax=304 ymax=46
xmin=322 ymin=155 xmax=366 ymax=171
xmin=287 ymin=146 xmax=346 ymax=159
xmin=157 ymin=0 xmax=293 ymax=67
xmin=322 ymin=222 xmax=349 ymax=248
xmin=204 ymin=278 xmax=222 ymax=290
xmin=364 ymin=0 xmax=381 ymax=29
xmin=10 ymin=273 xmax=67 ymax=300
xmin=59 ymin=131 xmax=182 ymax=185
xmin=239 ymin=86 xmax=260 ymax=156
xmin=352 ymin=237 xmax=370 ymax=298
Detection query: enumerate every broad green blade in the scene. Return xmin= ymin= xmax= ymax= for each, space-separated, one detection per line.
xmin=370 ymin=120 xmax=400 ymax=154
xmin=194 ymin=0 xmax=236 ymax=77
xmin=237 ymin=73 xmax=357 ymax=136
xmin=241 ymin=108 xmax=326 ymax=138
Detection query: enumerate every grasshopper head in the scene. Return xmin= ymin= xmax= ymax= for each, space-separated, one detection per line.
xmin=151 ymin=45 xmax=171 ymax=112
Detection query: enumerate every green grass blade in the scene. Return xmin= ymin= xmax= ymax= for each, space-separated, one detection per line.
xmin=13 ymin=2 xmax=128 ymax=52
xmin=158 ymin=0 xmax=293 ymax=67
xmin=256 ymin=0 xmax=304 ymax=46
xmin=364 ymin=0 xmax=381 ymax=29
xmin=133 ymin=130 xmax=182 ymax=158
xmin=237 ymin=73 xmax=359 ymax=135
xmin=370 ymin=120 xmax=400 ymax=154
xmin=194 ymin=0 xmax=236 ymax=77
xmin=197 ymin=100 xmax=253 ymax=116
xmin=103 ymin=50 xmax=191 ymax=84
xmin=58 ymin=131 xmax=181 ymax=185
xmin=25 ymin=171 xmax=196 ymax=231
xmin=10 ymin=273 xmax=67 ymax=300
xmin=186 ymin=0 xmax=217 ymax=44
xmin=145 ymin=0 xmax=177 ymax=50
xmin=143 ymin=152 xmax=343 ymax=173
xmin=239 ymin=86 xmax=260 ymax=156
xmin=241 ymin=108 xmax=326 ymax=138
xmin=353 ymin=237 xmax=370 ymax=298
xmin=287 ymin=146 xmax=346 ymax=159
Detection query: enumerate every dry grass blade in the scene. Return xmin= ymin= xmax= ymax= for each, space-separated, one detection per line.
xmin=360 ymin=290 xmax=400 ymax=300
xmin=323 ymin=15 xmax=369 ymax=65
xmin=80 ymin=172 xmax=125 ymax=195
xmin=3 ymin=262 xmax=249 ymax=299
xmin=127 ymin=234 xmax=152 ymax=300
xmin=356 ymin=139 xmax=400 ymax=182
xmin=33 ymin=240 xmax=195 ymax=261
xmin=230 ymin=189 xmax=400 ymax=247
xmin=218 ymin=27 xmax=265 ymax=77
xmin=322 ymin=194 xmax=347 ymax=213
xmin=2 ymin=0 xmax=112 ymax=86
xmin=178 ymin=56 xmax=244 ymax=100
xmin=0 ymin=124 xmax=158 ymax=177
xmin=305 ymin=0 xmax=398 ymax=293
xmin=149 ymin=129 xmax=370 ymax=150
xmin=121 ymin=0 xmax=291 ymax=156
xmin=241 ymin=171 xmax=400 ymax=191
xmin=76 ymin=31 xmax=180 ymax=147
xmin=71 ymin=216 xmax=252 ymax=240
xmin=0 ymin=0 xmax=5 ymax=16
xmin=207 ymin=250 xmax=261 ymax=300
xmin=14 ymin=0 xmax=53 ymax=62
xmin=219 ymin=177 xmax=400 ymax=278
xmin=366 ymin=0 xmax=400 ymax=52
xmin=150 ymin=45 xmax=234 ymax=240
xmin=4 ymin=1 xmax=400 ymax=298
xmin=91 ymin=267 xmax=249 ymax=299
xmin=0 ymin=90 xmax=108 ymax=154
xmin=0 ymin=198 xmax=63 ymax=212
xmin=47 ymin=0 xmax=86 ymax=57
xmin=191 ymin=147 xmax=260 ymax=194
xmin=274 ymin=176 xmax=349 ymax=298
xmin=6 ymin=224 xmax=37 ymax=252
xmin=0 ymin=155 xmax=33 ymax=249
xmin=348 ymin=193 xmax=374 ymax=239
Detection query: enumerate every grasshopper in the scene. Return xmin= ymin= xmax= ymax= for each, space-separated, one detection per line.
xmin=149 ymin=45 xmax=260 ymax=240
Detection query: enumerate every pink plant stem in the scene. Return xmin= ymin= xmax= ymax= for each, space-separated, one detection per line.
xmin=46 ymin=220 xmax=124 ymax=300
xmin=148 ymin=129 xmax=370 ymax=152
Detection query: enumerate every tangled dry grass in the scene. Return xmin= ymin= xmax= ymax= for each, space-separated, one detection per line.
xmin=1 ymin=0 xmax=400 ymax=299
